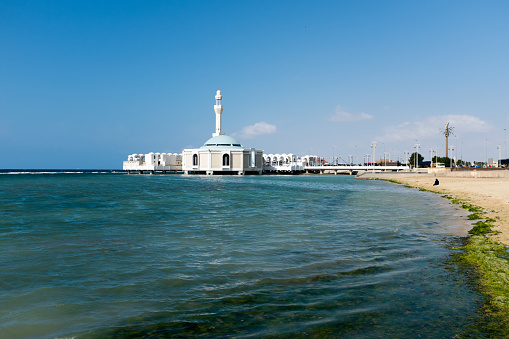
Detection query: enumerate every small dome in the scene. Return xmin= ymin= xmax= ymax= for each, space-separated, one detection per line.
xmin=201 ymin=134 xmax=243 ymax=149
xmin=215 ymin=90 xmax=222 ymax=100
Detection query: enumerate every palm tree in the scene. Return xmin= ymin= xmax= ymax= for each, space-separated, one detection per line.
xmin=441 ymin=123 xmax=454 ymax=159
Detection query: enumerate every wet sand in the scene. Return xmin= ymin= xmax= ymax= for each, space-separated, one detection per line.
xmin=359 ymin=173 xmax=509 ymax=245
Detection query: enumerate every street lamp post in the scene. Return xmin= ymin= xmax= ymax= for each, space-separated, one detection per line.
xmin=371 ymin=142 xmax=377 ymax=173
xmin=486 ymin=139 xmax=488 ymax=168
xmin=498 ymin=144 xmax=501 ymax=167
xmin=414 ymin=144 xmax=421 ymax=169
xmin=355 ymin=145 xmax=358 ymax=165
xmin=505 ymin=129 xmax=507 ymax=159
xmin=365 ymin=154 xmax=371 ymax=166
xmin=461 ymin=142 xmax=463 ymax=164
xmin=448 ymin=146 xmax=455 ymax=167
xmin=383 ymin=142 xmax=385 ymax=168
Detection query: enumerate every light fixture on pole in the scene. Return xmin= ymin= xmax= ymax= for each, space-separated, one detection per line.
xmin=414 ymin=144 xmax=420 ymax=169
xmin=497 ymin=144 xmax=501 ymax=167
xmin=383 ymin=142 xmax=385 ymax=167
xmin=365 ymin=154 xmax=371 ymax=166
xmin=448 ymin=146 xmax=455 ymax=167
xmin=505 ymin=129 xmax=507 ymax=159
xmin=371 ymin=142 xmax=377 ymax=172
xmin=486 ymin=139 xmax=488 ymax=168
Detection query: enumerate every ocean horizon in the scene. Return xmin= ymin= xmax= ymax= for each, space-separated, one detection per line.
xmin=0 ymin=173 xmax=486 ymax=338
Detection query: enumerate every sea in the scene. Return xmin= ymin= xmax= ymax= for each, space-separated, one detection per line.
xmin=0 ymin=172 xmax=486 ymax=338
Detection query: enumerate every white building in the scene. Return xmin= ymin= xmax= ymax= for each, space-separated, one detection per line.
xmin=123 ymin=152 xmax=182 ymax=174
xmin=182 ymin=90 xmax=263 ymax=175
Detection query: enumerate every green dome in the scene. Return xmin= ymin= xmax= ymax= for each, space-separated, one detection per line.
xmin=201 ymin=135 xmax=243 ymax=149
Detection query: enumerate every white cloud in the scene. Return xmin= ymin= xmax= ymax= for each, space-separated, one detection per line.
xmin=234 ymin=121 xmax=277 ymax=139
xmin=329 ymin=106 xmax=374 ymax=122
xmin=379 ymin=114 xmax=492 ymax=143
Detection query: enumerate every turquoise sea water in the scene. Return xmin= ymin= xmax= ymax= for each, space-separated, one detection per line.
xmin=0 ymin=174 xmax=484 ymax=338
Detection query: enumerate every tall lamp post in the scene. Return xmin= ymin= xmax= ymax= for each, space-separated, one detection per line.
xmin=504 ymin=128 xmax=507 ymax=159
xmin=383 ymin=142 xmax=385 ymax=168
xmin=404 ymin=151 xmax=409 ymax=168
xmin=461 ymin=142 xmax=463 ymax=165
xmin=365 ymin=154 xmax=371 ymax=166
xmin=429 ymin=147 xmax=433 ymax=168
xmin=371 ymin=141 xmax=377 ymax=173
xmin=448 ymin=146 xmax=455 ymax=167
xmin=505 ymin=129 xmax=507 ymax=159
xmin=486 ymin=139 xmax=488 ymax=168
xmin=414 ymin=144 xmax=421 ymax=169
xmin=498 ymin=144 xmax=501 ymax=167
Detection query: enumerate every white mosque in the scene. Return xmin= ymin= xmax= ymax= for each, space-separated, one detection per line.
xmin=123 ymin=90 xmax=264 ymax=175
xmin=181 ymin=90 xmax=264 ymax=175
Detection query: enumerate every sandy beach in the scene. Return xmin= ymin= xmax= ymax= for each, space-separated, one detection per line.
xmin=359 ymin=172 xmax=509 ymax=245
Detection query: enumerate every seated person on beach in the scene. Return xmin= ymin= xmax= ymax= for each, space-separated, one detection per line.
xmin=433 ymin=179 xmax=439 ymax=186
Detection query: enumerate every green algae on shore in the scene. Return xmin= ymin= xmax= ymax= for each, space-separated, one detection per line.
xmin=381 ymin=177 xmax=509 ymax=336
xmin=454 ymin=235 xmax=509 ymax=337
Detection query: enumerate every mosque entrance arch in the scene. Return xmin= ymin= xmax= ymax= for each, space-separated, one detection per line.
xmin=222 ymin=153 xmax=230 ymax=167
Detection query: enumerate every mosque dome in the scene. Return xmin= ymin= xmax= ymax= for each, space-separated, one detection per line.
xmin=201 ymin=134 xmax=243 ymax=149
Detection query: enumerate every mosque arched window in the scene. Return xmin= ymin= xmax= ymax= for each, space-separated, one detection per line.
xmin=223 ymin=154 xmax=230 ymax=167
xmin=193 ymin=154 xmax=198 ymax=166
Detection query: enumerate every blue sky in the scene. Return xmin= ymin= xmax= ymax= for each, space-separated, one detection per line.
xmin=1 ymin=0 xmax=508 ymax=168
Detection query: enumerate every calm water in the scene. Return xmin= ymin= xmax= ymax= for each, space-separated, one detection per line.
xmin=0 ymin=174 xmax=483 ymax=338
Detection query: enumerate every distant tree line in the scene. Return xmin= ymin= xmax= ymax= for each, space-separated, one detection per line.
xmin=408 ymin=152 xmax=423 ymax=167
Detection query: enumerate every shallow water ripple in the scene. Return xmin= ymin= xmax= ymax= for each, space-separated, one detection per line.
xmin=0 ymin=174 xmax=483 ymax=338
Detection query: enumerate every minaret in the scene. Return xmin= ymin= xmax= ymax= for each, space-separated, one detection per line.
xmin=213 ymin=90 xmax=224 ymax=137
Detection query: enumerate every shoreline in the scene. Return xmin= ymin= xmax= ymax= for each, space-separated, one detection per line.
xmin=357 ymin=171 xmax=509 ymax=245
xmin=358 ymin=171 xmax=509 ymax=336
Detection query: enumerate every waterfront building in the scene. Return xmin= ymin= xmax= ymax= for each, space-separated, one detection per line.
xmin=123 ymin=152 xmax=182 ymax=174
xmin=122 ymin=90 xmax=357 ymax=175
xmin=263 ymin=153 xmax=306 ymax=173
xmin=181 ymin=90 xmax=264 ymax=175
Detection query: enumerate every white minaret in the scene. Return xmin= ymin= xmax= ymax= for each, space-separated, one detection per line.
xmin=213 ymin=90 xmax=224 ymax=137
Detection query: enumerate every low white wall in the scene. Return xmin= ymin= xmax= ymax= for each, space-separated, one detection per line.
xmin=439 ymin=170 xmax=509 ymax=178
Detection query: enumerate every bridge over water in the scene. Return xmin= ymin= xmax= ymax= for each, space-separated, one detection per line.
xmin=263 ymin=164 xmax=410 ymax=174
